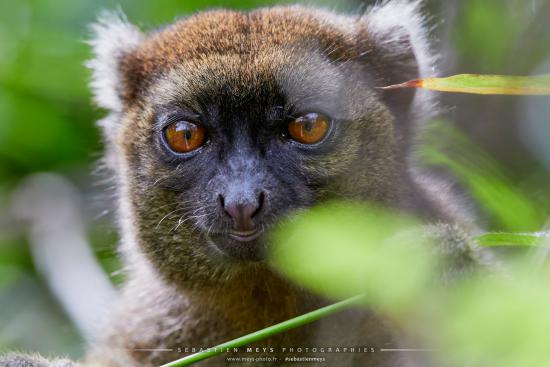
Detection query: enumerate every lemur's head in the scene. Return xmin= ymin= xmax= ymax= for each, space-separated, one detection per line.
xmin=89 ymin=2 xmax=434 ymax=285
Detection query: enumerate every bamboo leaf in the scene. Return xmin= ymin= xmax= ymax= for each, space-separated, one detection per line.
xmin=382 ymin=74 xmax=550 ymax=95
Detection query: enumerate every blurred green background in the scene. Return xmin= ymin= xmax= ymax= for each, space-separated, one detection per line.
xmin=0 ymin=0 xmax=549 ymax=359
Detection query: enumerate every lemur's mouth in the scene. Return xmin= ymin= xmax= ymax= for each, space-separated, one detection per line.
xmin=229 ymin=229 xmax=263 ymax=242
xmin=206 ymin=229 xmax=267 ymax=261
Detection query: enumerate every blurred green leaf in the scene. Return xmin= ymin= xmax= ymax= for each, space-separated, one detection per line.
xmin=476 ymin=231 xmax=550 ymax=247
xmin=418 ymin=121 xmax=544 ymax=231
xmin=0 ymin=236 xmax=33 ymax=291
xmin=0 ymin=237 xmax=33 ymax=269
xmin=0 ymin=90 xmax=97 ymax=172
xmin=270 ymin=202 xmax=436 ymax=314
xmin=454 ymin=0 xmax=523 ymax=71
xmin=434 ymin=271 xmax=550 ymax=367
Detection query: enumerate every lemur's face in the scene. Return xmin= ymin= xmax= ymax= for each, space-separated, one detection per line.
xmin=92 ymin=7 xmax=421 ymax=283
xmin=128 ymin=53 xmax=367 ymax=263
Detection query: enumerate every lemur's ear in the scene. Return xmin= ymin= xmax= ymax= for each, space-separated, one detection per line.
xmin=360 ymin=0 xmax=436 ymax=122
xmin=87 ymin=11 xmax=144 ymax=113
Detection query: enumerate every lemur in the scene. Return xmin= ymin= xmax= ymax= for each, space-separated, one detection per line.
xmin=0 ymin=1 xmax=495 ymax=366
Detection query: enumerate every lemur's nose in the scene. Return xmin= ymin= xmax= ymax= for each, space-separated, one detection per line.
xmin=220 ymin=192 xmax=264 ymax=234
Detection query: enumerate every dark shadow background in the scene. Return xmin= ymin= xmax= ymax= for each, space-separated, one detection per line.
xmin=0 ymin=0 xmax=549 ymax=358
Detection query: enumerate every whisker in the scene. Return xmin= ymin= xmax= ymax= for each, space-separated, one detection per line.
xmin=155 ymin=207 xmax=186 ymax=230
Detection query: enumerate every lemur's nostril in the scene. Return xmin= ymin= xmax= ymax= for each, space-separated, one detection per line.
xmin=253 ymin=192 xmax=265 ymax=218
xmin=223 ymin=192 xmax=265 ymax=233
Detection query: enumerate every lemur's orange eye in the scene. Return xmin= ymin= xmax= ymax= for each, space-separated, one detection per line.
xmin=287 ymin=113 xmax=330 ymax=144
xmin=164 ymin=121 xmax=205 ymax=153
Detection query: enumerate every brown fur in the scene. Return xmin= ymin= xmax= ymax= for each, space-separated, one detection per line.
xmin=120 ymin=8 xmax=359 ymax=102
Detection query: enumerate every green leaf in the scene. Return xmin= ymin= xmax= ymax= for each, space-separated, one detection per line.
xmin=433 ymin=273 xmax=550 ymax=367
xmin=269 ymin=202 xmax=435 ymax=314
xmin=476 ymin=232 xmax=550 ymax=247
xmin=418 ymin=121 xmax=544 ymax=232
xmin=383 ymin=74 xmax=550 ymax=95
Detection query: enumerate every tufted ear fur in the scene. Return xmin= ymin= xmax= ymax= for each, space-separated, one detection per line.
xmin=87 ymin=11 xmax=144 ymax=170
xmin=87 ymin=11 xmax=144 ymax=114
xmin=360 ymin=0 xmax=437 ymax=135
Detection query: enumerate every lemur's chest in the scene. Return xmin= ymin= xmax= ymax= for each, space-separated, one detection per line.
xmin=138 ymin=285 xmax=408 ymax=367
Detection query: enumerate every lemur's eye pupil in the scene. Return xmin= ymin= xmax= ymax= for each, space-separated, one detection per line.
xmin=164 ymin=120 xmax=205 ymax=153
xmin=287 ymin=113 xmax=330 ymax=144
